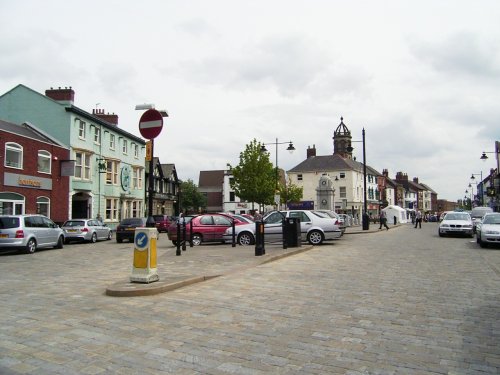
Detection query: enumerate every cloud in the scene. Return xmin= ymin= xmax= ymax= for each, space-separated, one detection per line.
xmin=179 ymin=35 xmax=371 ymax=99
xmin=408 ymin=31 xmax=500 ymax=81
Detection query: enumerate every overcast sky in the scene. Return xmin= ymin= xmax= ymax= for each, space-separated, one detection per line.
xmin=1 ymin=0 xmax=499 ymax=202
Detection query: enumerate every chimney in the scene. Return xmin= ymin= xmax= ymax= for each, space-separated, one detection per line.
xmin=413 ymin=177 xmax=419 ymax=184
xmin=307 ymin=145 xmax=316 ymax=158
xmin=45 ymin=86 xmax=75 ymax=105
xmin=93 ymin=108 xmax=119 ymax=125
xmin=383 ymin=169 xmax=389 ymax=177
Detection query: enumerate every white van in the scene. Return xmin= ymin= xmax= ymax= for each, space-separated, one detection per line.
xmin=470 ymin=206 xmax=494 ymax=232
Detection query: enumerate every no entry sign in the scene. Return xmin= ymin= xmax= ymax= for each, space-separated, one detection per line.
xmin=139 ymin=109 xmax=163 ymax=139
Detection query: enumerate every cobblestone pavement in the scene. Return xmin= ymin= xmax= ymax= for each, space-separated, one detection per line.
xmin=0 ymin=223 xmax=499 ymax=374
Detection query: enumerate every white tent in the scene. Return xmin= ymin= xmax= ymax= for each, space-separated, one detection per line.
xmin=382 ymin=205 xmax=408 ymax=224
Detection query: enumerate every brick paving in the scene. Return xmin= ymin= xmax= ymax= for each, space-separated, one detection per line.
xmin=0 ymin=223 xmax=499 ymax=374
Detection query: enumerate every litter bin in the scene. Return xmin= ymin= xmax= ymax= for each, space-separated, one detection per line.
xmin=284 ymin=217 xmax=301 ymax=248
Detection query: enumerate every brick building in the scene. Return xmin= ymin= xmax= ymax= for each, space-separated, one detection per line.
xmin=0 ymin=120 xmax=70 ymax=224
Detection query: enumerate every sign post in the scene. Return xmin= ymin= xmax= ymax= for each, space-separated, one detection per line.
xmin=139 ymin=109 xmax=164 ymax=228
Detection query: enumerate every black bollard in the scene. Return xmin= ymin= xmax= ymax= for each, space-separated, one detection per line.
xmin=176 ymin=222 xmax=181 ymax=256
xmin=282 ymin=218 xmax=288 ymax=249
xmin=182 ymin=221 xmax=187 ymax=251
xmin=255 ymin=221 xmax=265 ymax=256
xmin=189 ymin=220 xmax=194 ymax=247
xmin=231 ymin=219 xmax=236 ymax=247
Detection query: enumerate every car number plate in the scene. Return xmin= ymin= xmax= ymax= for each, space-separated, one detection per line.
xmin=126 ymin=228 xmax=135 ymax=231
xmin=0 ymin=234 xmax=8 ymax=238
xmin=67 ymin=229 xmax=77 ymax=233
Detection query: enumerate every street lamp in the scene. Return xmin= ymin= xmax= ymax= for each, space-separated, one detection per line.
xmin=261 ymin=139 xmax=295 ymax=207
xmin=471 ymin=172 xmax=483 ymax=205
xmin=346 ymin=128 xmax=368 ymax=230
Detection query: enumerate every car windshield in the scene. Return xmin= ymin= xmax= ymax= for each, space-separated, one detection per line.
xmin=63 ymin=221 xmax=85 ymax=227
xmin=445 ymin=213 xmax=470 ymax=221
xmin=482 ymin=215 xmax=500 ymax=225
xmin=0 ymin=217 xmax=19 ymax=229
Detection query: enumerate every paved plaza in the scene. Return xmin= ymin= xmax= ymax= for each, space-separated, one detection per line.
xmin=0 ymin=223 xmax=499 ymax=374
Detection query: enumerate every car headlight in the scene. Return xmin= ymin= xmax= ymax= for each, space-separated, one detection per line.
xmin=440 ymin=224 xmax=450 ymax=228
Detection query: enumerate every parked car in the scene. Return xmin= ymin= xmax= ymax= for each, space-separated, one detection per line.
xmin=476 ymin=213 xmax=500 ymax=248
xmin=0 ymin=214 xmax=65 ymax=254
xmin=470 ymin=206 xmax=494 ymax=233
xmin=61 ymin=219 xmax=112 ymax=243
xmin=223 ymin=210 xmax=343 ymax=246
xmin=314 ymin=210 xmax=346 ymax=233
xmin=116 ymin=217 xmax=148 ymax=243
xmin=153 ymin=215 xmax=175 ymax=233
xmin=438 ymin=212 xmax=473 ymax=237
xmin=167 ymin=213 xmax=247 ymax=246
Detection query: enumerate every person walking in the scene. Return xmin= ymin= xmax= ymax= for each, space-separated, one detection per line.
xmin=379 ymin=208 xmax=390 ymax=230
xmin=414 ymin=209 xmax=422 ymax=229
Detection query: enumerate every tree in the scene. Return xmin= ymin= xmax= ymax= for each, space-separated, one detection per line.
xmin=180 ymin=179 xmax=206 ymax=213
xmin=278 ymin=178 xmax=303 ymax=206
xmin=228 ymin=139 xmax=276 ymax=208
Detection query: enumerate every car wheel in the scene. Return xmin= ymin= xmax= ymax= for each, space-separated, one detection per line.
xmin=438 ymin=230 xmax=444 ymax=237
xmin=237 ymin=232 xmax=255 ymax=246
xmin=107 ymin=231 xmax=112 ymax=240
xmin=25 ymin=238 xmax=37 ymax=254
xmin=116 ymin=237 xmax=123 ymax=243
xmin=55 ymin=235 xmax=64 ymax=249
xmin=307 ymin=230 xmax=323 ymax=245
xmin=192 ymin=234 xmax=202 ymax=246
xmin=90 ymin=233 xmax=97 ymax=243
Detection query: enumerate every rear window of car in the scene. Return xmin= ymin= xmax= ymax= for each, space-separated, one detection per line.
xmin=121 ymin=218 xmax=144 ymax=225
xmin=63 ymin=221 xmax=86 ymax=227
xmin=0 ymin=217 xmax=19 ymax=229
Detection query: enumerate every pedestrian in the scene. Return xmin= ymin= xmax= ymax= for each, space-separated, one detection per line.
xmin=253 ymin=210 xmax=263 ymax=221
xmin=414 ymin=209 xmax=422 ymax=229
xmin=379 ymin=208 xmax=389 ymax=230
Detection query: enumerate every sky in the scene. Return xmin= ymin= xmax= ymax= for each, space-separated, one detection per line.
xmin=1 ymin=0 xmax=499 ymax=202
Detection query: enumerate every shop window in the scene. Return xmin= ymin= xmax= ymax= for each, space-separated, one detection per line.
xmin=5 ymin=142 xmax=23 ymax=169
xmin=36 ymin=197 xmax=50 ymax=217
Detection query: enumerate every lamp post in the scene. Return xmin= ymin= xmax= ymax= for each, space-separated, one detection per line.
xmin=136 ymin=104 xmax=168 ymax=227
xmin=260 ymin=139 xmax=295 ymax=208
xmin=346 ymin=128 xmax=368 ymax=230
xmin=471 ymin=172 xmax=483 ymax=205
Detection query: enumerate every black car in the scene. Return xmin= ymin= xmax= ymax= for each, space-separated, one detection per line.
xmin=115 ymin=217 xmax=147 ymax=243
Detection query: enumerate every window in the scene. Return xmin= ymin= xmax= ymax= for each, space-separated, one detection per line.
xmin=78 ymin=120 xmax=86 ymax=139
xmin=37 ymin=150 xmax=51 ymax=174
xmin=134 ymin=144 xmax=139 ymax=158
xmin=297 ymin=174 xmax=303 ymax=181
xmin=339 ymin=172 xmax=346 ymax=179
xmin=339 ymin=187 xmax=346 ymax=198
xmin=106 ymin=160 xmax=119 ymax=185
xmin=132 ymin=167 xmax=143 ymax=189
xmin=105 ymin=198 xmax=119 ymax=221
xmin=122 ymin=140 xmax=128 ymax=154
xmin=0 ymin=192 xmax=25 ymax=215
xmin=36 ymin=197 xmax=50 ymax=217
xmin=110 ymin=134 xmax=116 ymax=150
xmin=94 ymin=127 xmax=101 ymax=144
xmin=131 ymin=200 xmax=142 ymax=218
xmin=5 ymin=142 xmax=23 ymax=169
xmin=74 ymin=151 xmax=91 ymax=180
xmin=229 ymin=192 xmax=235 ymax=202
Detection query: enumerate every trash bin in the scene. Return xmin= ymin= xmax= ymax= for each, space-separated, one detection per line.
xmin=284 ymin=217 xmax=301 ymax=247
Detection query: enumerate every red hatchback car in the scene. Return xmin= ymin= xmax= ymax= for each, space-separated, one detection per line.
xmin=167 ymin=214 xmax=247 ymax=246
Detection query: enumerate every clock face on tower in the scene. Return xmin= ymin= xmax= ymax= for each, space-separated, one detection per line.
xmin=322 ymin=180 xmax=327 ymax=185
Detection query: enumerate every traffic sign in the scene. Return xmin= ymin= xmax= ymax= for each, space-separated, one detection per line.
xmin=139 ymin=109 xmax=163 ymax=139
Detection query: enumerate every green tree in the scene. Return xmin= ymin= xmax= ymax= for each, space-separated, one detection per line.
xmin=180 ymin=179 xmax=206 ymax=213
xmin=228 ymin=139 xmax=276 ymax=207
xmin=278 ymin=178 xmax=303 ymax=205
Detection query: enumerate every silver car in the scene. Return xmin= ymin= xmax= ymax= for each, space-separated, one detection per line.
xmin=476 ymin=213 xmax=500 ymax=248
xmin=438 ymin=212 xmax=473 ymax=237
xmin=0 ymin=215 xmax=65 ymax=254
xmin=223 ymin=210 xmax=342 ymax=246
xmin=62 ymin=219 xmax=112 ymax=243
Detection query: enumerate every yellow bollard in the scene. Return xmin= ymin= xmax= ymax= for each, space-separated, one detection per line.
xmin=130 ymin=227 xmax=159 ymax=283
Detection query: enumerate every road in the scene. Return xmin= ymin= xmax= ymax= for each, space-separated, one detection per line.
xmin=0 ymin=223 xmax=499 ymax=374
